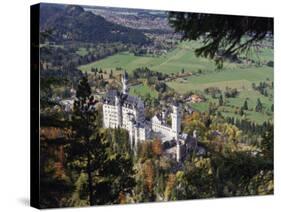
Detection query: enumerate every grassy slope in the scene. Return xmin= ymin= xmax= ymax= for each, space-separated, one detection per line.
xmin=78 ymin=41 xmax=238 ymax=74
xmin=129 ymin=83 xmax=158 ymax=99
xmin=167 ymin=64 xmax=273 ymax=123
xmin=167 ymin=67 xmax=273 ymax=92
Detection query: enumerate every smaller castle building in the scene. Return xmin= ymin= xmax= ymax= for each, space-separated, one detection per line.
xmin=151 ymin=103 xmax=181 ymax=141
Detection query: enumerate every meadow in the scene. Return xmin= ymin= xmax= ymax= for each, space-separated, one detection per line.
xmin=167 ymin=66 xmax=273 ymax=92
xmin=78 ymin=41 xmax=239 ymax=74
xmin=129 ymin=83 xmax=158 ymax=99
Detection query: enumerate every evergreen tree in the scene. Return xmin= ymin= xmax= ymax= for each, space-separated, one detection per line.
xmin=168 ymin=13 xmax=273 ymax=67
xmin=219 ymin=94 xmax=223 ymax=106
xmin=255 ymin=98 xmax=263 ymax=112
xmin=181 ymin=68 xmax=185 ymax=74
xmin=264 ymin=89 xmax=268 ymax=97
xmin=239 ymin=108 xmax=244 ymax=116
xmin=109 ymin=69 xmax=113 ymax=79
xmin=76 ymin=75 xmax=91 ymax=99
xmin=67 ymin=75 xmax=135 ymax=206
xmin=260 ymin=124 xmax=274 ymax=162
xmin=243 ymin=99 xmax=248 ymax=110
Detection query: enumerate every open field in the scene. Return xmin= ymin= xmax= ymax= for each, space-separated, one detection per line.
xmin=167 ymin=67 xmax=273 ymax=93
xmin=76 ymin=47 xmax=93 ymax=56
xmin=129 ymin=83 xmax=158 ymax=99
xmin=78 ymin=41 xmax=241 ymax=74
xmin=78 ymin=40 xmax=273 ymax=76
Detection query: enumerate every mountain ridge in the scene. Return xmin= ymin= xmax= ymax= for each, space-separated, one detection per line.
xmin=40 ymin=3 xmax=150 ymax=45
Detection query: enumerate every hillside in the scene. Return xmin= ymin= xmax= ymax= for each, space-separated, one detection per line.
xmin=40 ymin=3 xmax=150 ymax=45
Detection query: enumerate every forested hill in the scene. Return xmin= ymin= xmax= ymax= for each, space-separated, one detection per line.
xmin=40 ymin=4 xmax=150 ymax=45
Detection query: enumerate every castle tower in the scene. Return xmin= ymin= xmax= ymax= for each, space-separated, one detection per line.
xmin=193 ymin=130 xmax=197 ymax=138
xmin=134 ymin=125 xmax=139 ymax=154
xmin=193 ymin=130 xmax=198 ymax=149
xmin=162 ymin=110 xmax=166 ymax=124
xmin=128 ymin=114 xmax=135 ymax=149
xmin=176 ymin=140 xmax=181 ymax=162
xmin=115 ymin=96 xmax=122 ymax=127
xmin=122 ymin=71 xmax=129 ymax=95
xmin=171 ymin=103 xmax=181 ymax=140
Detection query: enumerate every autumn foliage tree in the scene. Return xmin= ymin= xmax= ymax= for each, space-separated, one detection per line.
xmin=164 ymin=174 xmax=176 ymax=200
xmin=152 ymin=138 xmax=163 ymax=157
xmin=144 ymin=160 xmax=155 ymax=194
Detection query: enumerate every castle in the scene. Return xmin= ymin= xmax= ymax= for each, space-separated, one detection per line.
xmin=102 ymin=72 xmax=197 ymax=161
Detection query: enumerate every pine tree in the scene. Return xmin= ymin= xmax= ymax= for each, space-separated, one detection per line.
xmin=264 ymin=89 xmax=268 ymax=97
xmin=68 ymin=76 xmax=103 ymax=205
xmin=260 ymin=124 xmax=273 ymax=162
xmin=219 ymin=94 xmax=223 ymax=106
xmin=243 ymin=99 xmax=248 ymax=110
xmin=255 ymin=98 xmax=263 ymax=112
xmin=168 ymin=13 xmax=273 ymax=68
xmin=181 ymin=68 xmax=185 ymax=74
xmin=76 ymin=75 xmax=91 ymax=99
xmin=67 ymin=75 xmax=135 ymax=206
xmin=239 ymin=108 xmax=244 ymax=116
xmin=109 ymin=69 xmax=113 ymax=79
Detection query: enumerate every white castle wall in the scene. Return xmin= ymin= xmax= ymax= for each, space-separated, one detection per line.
xmin=152 ymin=121 xmax=173 ymax=140
xmin=103 ymin=104 xmax=119 ymax=128
xmin=122 ymin=106 xmax=137 ymax=130
xmin=103 ymin=97 xmax=147 ymax=148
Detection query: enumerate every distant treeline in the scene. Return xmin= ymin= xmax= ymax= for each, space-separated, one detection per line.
xmin=132 ymin=67 xmax=168 ymax=80
xmin=225 ymin=116 xmax=273 ymax=135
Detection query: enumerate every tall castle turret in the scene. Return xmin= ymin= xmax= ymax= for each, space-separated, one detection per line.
xmin=127 ymin=113 xmax=135 ymax=149
xmin=122 ymin=71 xmax=129 ymax=95
xmin=171 ymin=102 xmax=181 ymax=140
xmin=176 ymin=140 xmax=181 ymax=162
